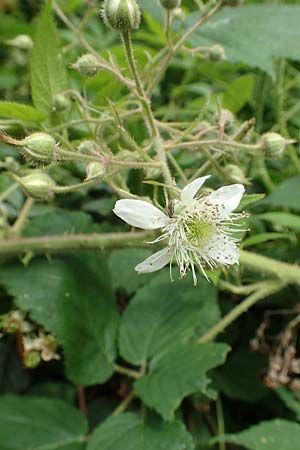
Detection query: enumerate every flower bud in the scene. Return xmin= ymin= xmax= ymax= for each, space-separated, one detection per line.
xmin=0 ymin=311 xmax=23 ymax=334
xmin=17 ymin=172 xmax=56 ymax=200
xmin=261 ymin=132 xmax=286 ymax=159
xmin=72 ymin=54 xmax=100 ymax=77
xmin=78 ymin=140 xmax=98 ymax=153
xmin=208 ymin=44 xmax=226 ymax=62
xmin=53 ymin=94 xmax=70 ymax=112
xmin=224 ymin=164 xmax=247 ymax=184
xmin=24 ymin=351 xmax=41 ymax=369
xmin=5 ymin=34 xmax=33 ymax=51
xmin=159 ymin=0 xmax=181 ymax=9
xmin=22 ymin=133 xmax=56 ymax=165
xmin=102 ymin=0 xmax=141 ymax=32
xmin=85 ymin=162 xmax=106 ymax=180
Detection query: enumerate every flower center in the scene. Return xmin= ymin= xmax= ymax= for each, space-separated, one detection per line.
xmin=186 ymin=219 xmax=213 ymax=246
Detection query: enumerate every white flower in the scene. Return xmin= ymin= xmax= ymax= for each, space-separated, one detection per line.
xmin=113 ymin=176 xmax=246 ymax=284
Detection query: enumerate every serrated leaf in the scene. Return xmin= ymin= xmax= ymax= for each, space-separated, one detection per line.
xmin=255 ymin=212 xmax=300 ymax=232
xmin=186 ymin=5 xmax=300 ymax=74
xmin=87 ymin=413 xmax=194 ymax=450
xmin=213 ymin=419 xmax=300 ymax=450
xmin=119 ymin=270 xmax=220 ymax=365
xmin=262 ymin=176 xmax=300 ymax=210
xmin=30 ymin=0 xmax=67 ymax=116
xmin=0 ymin=252 xmax=119 ymax=386
xmin=135 ymin=342 xmax=230 ymax=420
xmin=0 ymin=395 xmax=87 ymax=450
xmin=0 ymin=101 xmax=46 ymax=122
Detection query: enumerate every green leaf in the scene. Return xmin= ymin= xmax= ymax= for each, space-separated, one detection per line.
xmin=242 ymin=232 xmax=290 ymax=248
xmin=276 ymin=387 xmax=300 ymax=421
xmin=0 ymin=101 xmax=46 ymax=122
xmin=215 ymin=347 xmax=267 ymax=403
xmin=238 ymin=194 xmax=266 ymax=210
xmin=119 ymin=271 xmax=220 ymax=365
xmin=0 ymin=252 xmax=119 ymax=386
xmin=263 ymin=176 xmax=300 ymax=210
xmin=109 ymin=248 xmax=154 ymax=293
xmin=135 ymin=342 xmax=230 ymax=420
xmin=213 ymin=419 xmax=300 ymax=450
xmin=222 ymin=75 xmax=254 ymax=113
xmin=0 ymin=395 xmax=87 ymax=450
xmin=255 ymin=212 xmax=300 ymax=232
xmin=87 ymin=413 xmax=194 ymax=450
xmin=30 ymin=0 xmax=67 ymax=116
xmin=187 ymin=5 xmax=300 ymax=74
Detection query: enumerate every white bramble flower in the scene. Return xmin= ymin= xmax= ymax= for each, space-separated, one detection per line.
xmin=113 ymin=176 xmax=246 ymax=284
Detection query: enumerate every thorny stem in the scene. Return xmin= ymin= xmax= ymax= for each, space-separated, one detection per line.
xmin=165 ymin=139 xmax=261 ymax=151
xmin=121 ymin=31 xmax=174 ymax=189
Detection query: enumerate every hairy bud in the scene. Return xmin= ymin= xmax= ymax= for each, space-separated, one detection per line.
xmin=5 ymin=34 xmax=33 ymax=51
xmin=78 ymin=140 xmax=98 ymax=153
xmin=261 ymin=132 xmax=286 ymax=159
xmin=17 ymin=172 xmax=56 ymax=200
xmin=224 ymin=164 xmax=247 ymax=184
xmin=208 ymin=44 xmax=226 ymax=62
xmin=72 ymin=54 xmax=100 ymax=77
xmin=159 ymin=0 xmax=181 ymax=9
xmin=85 ymin=162 xmax=106 ymax=180
xmin=102 ymin=0 xmax=141 ymax=32
xmin=53 ymin=94 xmax=70 ymax=112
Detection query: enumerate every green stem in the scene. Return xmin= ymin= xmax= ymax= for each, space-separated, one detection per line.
xmin=121 ymin=31 xmax=174 ymax=189
xmin=198 ymin=281 xmax=284 ymax=343
xmin=10 ymin=197 xmax=34 ymax=236
xmin=112 ymin=391 xmax=136 ymax=416
xmin=216 ymin=396 xmax=226 ymax=450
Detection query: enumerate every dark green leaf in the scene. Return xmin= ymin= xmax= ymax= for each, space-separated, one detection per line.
xmin=0 ymin=101 xmax=46 ymax=122
xmin=0 ymin=395 xmax=87 ymax=450
xmin=135 ymin=342 xmax=230 ymax=420
xmin=187 ymin=5 xmax=300 ymax=74
xmin=213 ymin=419 xmax=300 ymax=450
xmin=255 ymin=212 xmax=300 ymax=232
xmin=0 ymin=337 xmax=29 ymax=394
xmin=223 ymin=75 xmax=254 ymax=113
xmin=87 ymin=413 xmax=194 ymax=450
xmin=0 ymin=252 xmax=119 ymax=386
xmin=262 ymin=176 xmax=300 ymax=210
xmin=119 ymin=271 xmax=220 ymax=365
xmin=30 ymin=0 xmax=67 ymax=116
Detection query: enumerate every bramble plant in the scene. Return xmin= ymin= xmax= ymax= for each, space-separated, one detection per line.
xmin=1 ymin=0 xmax=300 ymax=449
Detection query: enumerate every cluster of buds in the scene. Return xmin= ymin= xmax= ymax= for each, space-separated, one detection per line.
xmin=0 ymin=310 xmax=59 ymax=369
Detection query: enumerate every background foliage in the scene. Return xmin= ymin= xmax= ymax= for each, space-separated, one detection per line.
xmin=1 ymin=0 xmax=300 ymax=449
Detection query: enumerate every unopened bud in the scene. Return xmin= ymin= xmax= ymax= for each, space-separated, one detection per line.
xmin=53 ymin=94 xmax=70 ymax=112
xmin=208 ymin=44 xmax=226 ymax=62
xmin=5 ymin=34 xmax=33 ymax=51
xmin=261 ymin=132 xmax=286 ymax=159
xmin=78 ymin=140 xmax=98 ymax=153
xmin=24 ymin=351 xmax=41 ymax=369
xmin=159 ymin=0 xmax=181 ymax=9
xmin=72 ymin=54 xmax=100 ymax=77
xmin=102 ymin=0 xmax=141 ymax=32
xmin=17 ymin=172 xmax=56 ymax=200
xmin=3 ymin=132 xmax=57 ymax=165
xmin=224 ymin=164 xmax=247 ymax=184
xmin=85 ymin=162 xmax=106 ymax=180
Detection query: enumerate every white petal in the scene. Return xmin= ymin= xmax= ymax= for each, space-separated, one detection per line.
xmin=135 ymin=248 xmax=171 ymax=274
xmin=113 ymin=199 xmax=169 ymax=229
xmin=206 ymin=233 xmax=240 ymax=266
xmin=181 ymin=175 xmax=211 ymax=204
xmin=206 ymin=184 xmax=245 ymax=214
